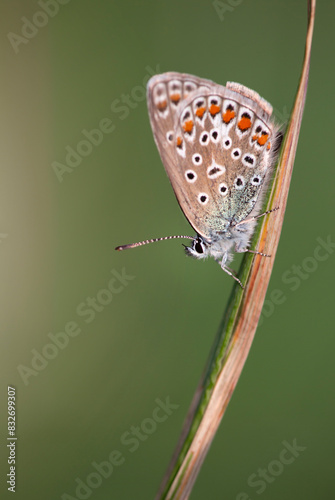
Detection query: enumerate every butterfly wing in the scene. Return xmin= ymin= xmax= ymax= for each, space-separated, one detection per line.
xmin=147 ymin=74 xmax=278 ymax=242
xmin=147 ymin=73 xmax=214 ymax=220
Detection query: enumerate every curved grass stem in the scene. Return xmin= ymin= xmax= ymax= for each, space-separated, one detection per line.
xmin=155 ymin=1 xmax=316 ymax=498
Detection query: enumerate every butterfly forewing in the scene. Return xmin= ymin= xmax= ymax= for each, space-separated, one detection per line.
xmin=147 ymin=73 xmax=214 ymax=217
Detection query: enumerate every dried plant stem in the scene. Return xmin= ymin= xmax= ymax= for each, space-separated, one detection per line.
xmin=155 ymin=1 xmax=316 ymax=499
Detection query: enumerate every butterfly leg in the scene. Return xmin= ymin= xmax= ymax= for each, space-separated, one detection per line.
xmin=219 ymin=254 xmax=244 ymax=288
xmin=245 ymin=249 xmax=271 ymax=257
xmin=234 ymin=207 xmax=280 ymax=228
xmin=235 ymin=243 xmax=272 ymax=258
xmin=235 ymin=242 xmax=271 ymax=258
xmin=233 ymin=207 xmax=280 ymax=258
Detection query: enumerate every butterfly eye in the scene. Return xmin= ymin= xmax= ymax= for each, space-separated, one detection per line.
xmin=195 ymin=240 xmax=204 ymax=254
xmin=193 ymin=237 xmax=206 ymax=255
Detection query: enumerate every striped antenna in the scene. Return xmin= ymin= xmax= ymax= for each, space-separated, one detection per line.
xmin=115 ymin=235 xmax=194 ymax=251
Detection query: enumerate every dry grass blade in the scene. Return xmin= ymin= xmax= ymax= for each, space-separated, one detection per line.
xmin=155 ymin=1 xmax=316 ymax=499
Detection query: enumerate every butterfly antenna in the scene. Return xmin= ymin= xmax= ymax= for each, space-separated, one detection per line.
xmin=115 ymin=235 xmax=194 ymax=251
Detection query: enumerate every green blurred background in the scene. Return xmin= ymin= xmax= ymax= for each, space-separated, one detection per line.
xmin=1 ymin=1 xmax=334 ymax=499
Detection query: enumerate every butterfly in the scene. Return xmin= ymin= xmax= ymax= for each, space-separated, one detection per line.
xmin=116 ymin=73 xmax=281 ymax=287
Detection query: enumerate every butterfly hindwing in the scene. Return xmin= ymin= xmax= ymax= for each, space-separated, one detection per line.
xmin=147 ymin=74 xmax=277 ymax=242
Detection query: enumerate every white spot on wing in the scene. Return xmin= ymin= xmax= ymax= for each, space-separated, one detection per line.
xmin=198 ymin=193 xmax=209 ymax=205
xmin=185 ymin=170 xmax=197 ymax=183
xmin=207 ymin=158 xmax=225 ymax=179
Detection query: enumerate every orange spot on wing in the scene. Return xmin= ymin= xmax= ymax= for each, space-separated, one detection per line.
xmin=257 ymin=133 xmax=269 ymax=146
xmin=267 ymin=142 xmax=271 ymax=150
xmin=157 ymin=100 xmax=167 ymax=111
xmin=252 ymin=134 xmax=258 ymax=142
xmin=209 ymin=104 xmax=220 ymax=116
xmin=223 ymin=109 xmax=235 ymax=123
xmin=176 ymin=136 xmax=183 ymax=147
xmin=238 ymin=117 xmax=251 ymax=131
xmin=170 ymin=93 xmax=180 ymax=103
xmin=183 ymin=120 xmax=194 ymax=133
xmin=195 ymin=107 xmax=205 ymax=118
